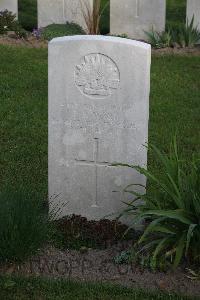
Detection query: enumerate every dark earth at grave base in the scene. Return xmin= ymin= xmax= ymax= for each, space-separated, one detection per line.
xmin=54 ymin=215 xmax=138 ymax=250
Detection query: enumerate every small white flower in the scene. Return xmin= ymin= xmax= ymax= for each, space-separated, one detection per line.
xmin=4 ymin=25 xmax=8 ymax=29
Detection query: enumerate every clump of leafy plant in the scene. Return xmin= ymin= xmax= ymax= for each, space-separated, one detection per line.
xmin=0 ymin=9 xmax=27 ymax=38
xmin=12 ymin=22 xmax=28 ymax=39
xmin=145 ymin=28 xmax=173 ymax=49
xmin=172 ymin=16 xmax=200 ymax=48
xmin=114 ymin=243 xmax=170 ymax=271
xmin=115 ymin=138 xmax=200 ymax=269
xmin=41 ymin=22 xmax=85 ymax=41
xmin=114 ymin=250 xmax=132 ymax=265
xmin=146 ymin=16 xmax=200 ymax=48
xmin=0 ymin=188 xmax=50 ymax=263
xmin=0 ymin=10 xmax=16 ymax=34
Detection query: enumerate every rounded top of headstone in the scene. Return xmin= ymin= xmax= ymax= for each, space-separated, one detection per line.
xmin=49 ymin=35 xmax=151 ymax=50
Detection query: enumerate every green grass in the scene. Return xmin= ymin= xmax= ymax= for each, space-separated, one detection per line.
xmin=0 ymin=46 xmax=48 ymax=198
xmin=0 ymin=276 xmax=195 ymax=300
xmin=149 ymin=55 xmax=200 ymax=170
xmin=0 ymin=45 xmax=199 ymax=197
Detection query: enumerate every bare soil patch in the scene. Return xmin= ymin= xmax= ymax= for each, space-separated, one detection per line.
xmin=1 ymin=244 xmax=200 ymax=298
xmin=152 ymin=46 xmax=200 ymax=56
xmin=1 ymin=35 xmax=200 ymax=57
xmin=0 ymin=35 xmax=47 ymax=48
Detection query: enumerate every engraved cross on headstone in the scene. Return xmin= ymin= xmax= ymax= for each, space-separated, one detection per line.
xmin=62 ymin=0 xmax=65 ymax=22
xmin=75 ymin=138 xmax=111 ymax=208
xmin=136 ymin=0 xmax=140 ymax=17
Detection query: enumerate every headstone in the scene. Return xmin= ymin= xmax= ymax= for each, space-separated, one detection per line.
xmin=37 ymin=0 xmax=93 ymax=29
xmin=0 ymin=0 xmax=18 ymax=18
xmin=187 ymin=0 xmax=200 ymax=31
xmin=49 ymin=35 xmax=151 ymax=222
xmin=110 ymin=0 xmax=166 ymax=40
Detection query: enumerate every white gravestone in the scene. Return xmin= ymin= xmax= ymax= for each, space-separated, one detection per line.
xmin=49 ymin=35 xmax=151 ymax=221
xmin=0 ymin=0 xmax=18 ymax=18
xmin=38 ymin=0 xmax=93 ymax=29
xmin=187 ymin=0 xmax=200 ymax=31
xmin=110 ymin=0 xmax=166 ymax=40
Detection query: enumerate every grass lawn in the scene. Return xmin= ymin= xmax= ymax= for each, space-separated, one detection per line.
xmin=0 ymin=45 xmax=199 ymax=198
xmin=0 ymin=276 xmax=194 ymax=299
xmin=0 ymin=46 xmax=48 ymax=198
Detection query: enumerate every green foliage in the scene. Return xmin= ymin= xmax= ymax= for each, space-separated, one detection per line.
xmin=100 ymin=0 xmax=110 ymax=34
xmin=171 ymin=17 xmax=200 ymax=48
xmin=0 ymin=9 xmax=16 ymax=34
xmin=0 ymin=9 xmax=28 ymax=38
xmin=41 ymin=23 xmax=85 ymax=41
xmin=18 ymin=0 xmax=37 ymax=31
xmin=0 ymin=188 xmax=50 ymax=263
xmin=13 ymin=22 xmax=28 ymax=39
xmin=147 ymin=17 xmax=200 ymax=48
xmin=114 ymin=250 xmax=132 ymax=265
xmin=116 ymin=138 xmax=200 ymax=269
xmin=115 ymin=247 xmax=170 ymax=272
xmin=145 ymin=29 xmax=173 ymax=49
xmin=166 ymin=0 xmax=186 ymax=29
xmin=0 ymin=276 xmax=193 ymax=300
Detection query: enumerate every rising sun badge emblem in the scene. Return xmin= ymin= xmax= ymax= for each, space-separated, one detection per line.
xmin=75 ymin=53 xmax=120 ymax=98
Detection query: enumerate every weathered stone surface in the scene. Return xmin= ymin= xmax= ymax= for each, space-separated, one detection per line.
xmin=49 ymin=35 xmax=151 ymax=222
xmin=37 ymin=0 xmax=93 ymax=29
xmin=110 ymin=0 xmax=166 ymax=40
xmin=187 ymin=0 xmax=200 ymax=31
xmin=0 ymin=0 xmax=18 ymax=18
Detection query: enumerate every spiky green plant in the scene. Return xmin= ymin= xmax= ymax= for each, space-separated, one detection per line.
xmin=115 ymin=138 xmax=200 ymax=269
xmin=168 ymin=15 xmax=200 ymax=48
xmin=176 ymin=16 xmax=200 ymax=47
xmin=145 ymin=28 xmax=173 ymax=49
xmin=146 ymin=16 xmax=200 ymax=49
xmin=0 ymin=188 xmax=50 ymax=263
